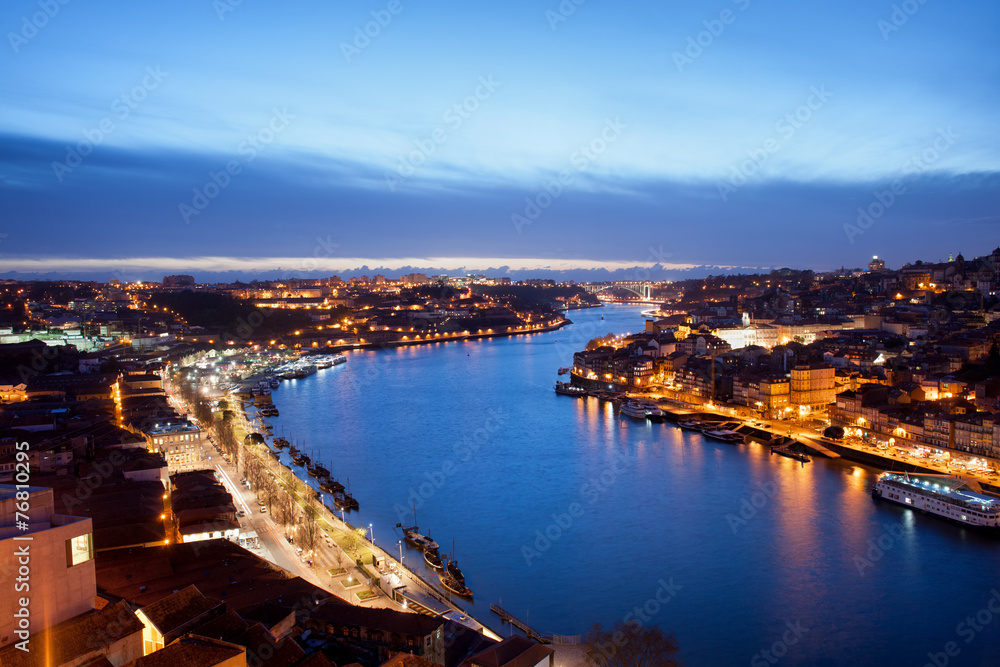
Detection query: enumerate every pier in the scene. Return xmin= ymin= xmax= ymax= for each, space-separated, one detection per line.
xmin=490 ymin=604 xmax=551 ymax=643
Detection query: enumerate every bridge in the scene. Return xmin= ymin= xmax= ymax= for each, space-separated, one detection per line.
xmin=582 ymin=282 xmax=653 ymax=300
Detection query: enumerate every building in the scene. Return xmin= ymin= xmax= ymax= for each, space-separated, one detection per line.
xmin=461 ymin=635 xmax=555 ymax=667
xmin=790 ymin=363 xmax=836 ymax=412
xmin=134 ymin=585 xmax=226 ymax=654
xmin=0 ymin=600 xmax=144 ymax=666
xmin=0 ymin=485 xmax=96 ymax=649
xmin=868 ymin=256 xmax=886 ymax=272
xmin=143 ymin=419 xmax=202 ymax=467
xmin=302 ymin=601 xmax=448 ymax=665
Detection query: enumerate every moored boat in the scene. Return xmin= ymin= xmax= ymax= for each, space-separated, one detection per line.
xmin=620 ymin=400 xmax=651 ymax=419
xmin=703 ymin=428 xmax=745 ymax=444
xmin=554 ymin=381 xmax=586 ymax=397
xmin=439 ymin=572 xmax=473 ymax=597
xmin=424 ymin=548 xmax=444 ymax=569
xmin=872 ymin=472 xmax=1000 ymax=529
xmin=772 ymin=445 xmax=810 ymax=462
xmin=446 ymin=540 xmax=465 ymax=584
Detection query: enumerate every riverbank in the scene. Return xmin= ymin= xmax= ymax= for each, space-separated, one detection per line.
xmin=614 ymin=389 xmax=1000 ymax=493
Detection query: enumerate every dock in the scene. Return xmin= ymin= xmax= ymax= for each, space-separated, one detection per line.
xmin=797 ymin=435 xmax=841 ymax=459
xmin=490 ymin=604 xmax=551 ymax=643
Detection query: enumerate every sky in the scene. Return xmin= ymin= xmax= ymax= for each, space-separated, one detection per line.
xmin=1 ymin=0 xmax=999 ymax=281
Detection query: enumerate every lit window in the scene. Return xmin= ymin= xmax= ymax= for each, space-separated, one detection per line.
xmin=66 ymin=533 xmax=93 ymax=566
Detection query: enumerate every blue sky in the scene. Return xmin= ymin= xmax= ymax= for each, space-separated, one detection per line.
xmin=1 ymin=0 xmax=998 ymax=279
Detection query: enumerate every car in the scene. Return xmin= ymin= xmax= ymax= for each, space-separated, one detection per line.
xmin=237 ymin=510 xmax=245 ymax=517
xmin=260 ymin=506 xmax=268 ymax=513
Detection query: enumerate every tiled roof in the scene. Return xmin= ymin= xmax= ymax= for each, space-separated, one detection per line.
xmin=462 ymin=636 xmax=555 ymax=667
xmin=0 ymin=600 xmax=143 ymax=667
xmin=124 ymin=634 xmax=244 ymax=667
xmin=308 ymin=601 xmax=444 ymax=637
xmin=139 ymin=584 xmax=224 ymax=636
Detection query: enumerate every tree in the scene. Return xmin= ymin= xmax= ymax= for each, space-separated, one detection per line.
xmin=584 ymin=621 xmax=681 ymax=667
xmin=586 ymin=333 xmax=618 ymax=350
xmin=300 ymin=498 xmax=321 ymax=552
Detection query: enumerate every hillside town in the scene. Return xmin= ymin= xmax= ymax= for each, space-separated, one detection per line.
xmin=570 ymin=249 xmax=1000 ymax=475
xmin=3 ymin=245 xmax=1000 ymax=665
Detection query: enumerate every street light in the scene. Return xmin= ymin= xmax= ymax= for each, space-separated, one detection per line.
xmin=369 ymin=523 xmax=374 ymax=548
xmin=397 ymin=540 xmax=403 ymax=566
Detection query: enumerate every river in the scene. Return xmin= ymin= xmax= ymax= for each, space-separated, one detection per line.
xmin=268 ymin=305 xmax=1000 ymax=666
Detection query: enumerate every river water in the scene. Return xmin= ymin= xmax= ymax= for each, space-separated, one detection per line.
xmin=269 ymin=305 xmax=1000 ymax=666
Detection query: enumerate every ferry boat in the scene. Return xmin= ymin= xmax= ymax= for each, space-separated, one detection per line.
xmin=645 ymin=405 xmax=665 ymax=422
xmin=331 ymin=354 xmax=347 ymax=366
xmin=872 ymin=472 xmax=1000 ymax=529
xmin=620 ymin=401 xmax=651 ymax=419
xmin=554 ymin=381 xmax=586 ymax=397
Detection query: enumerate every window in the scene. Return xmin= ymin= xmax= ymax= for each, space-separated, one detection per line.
xmin=66 ymin=533 xmax=93 ymax=566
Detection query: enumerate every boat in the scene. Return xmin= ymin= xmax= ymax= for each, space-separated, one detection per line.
xmin=273 ymin=437 xmax=289 ymax=449
xmin=678 ymin=419 xmax=707 ymax=431
xmin=424 ymin=548 xmax=444 ymax=569
xmin=269 ymin=378 xmax=280 ymax=389
xmin=446 ymin=540 xmax=465 ymax=584
xmin=620 ymin=400 xmax=655 ymax=419
xmin=645 ymin=406 xmax=665 ymax=422
xmin=291 ymin=452 xmax=305 ymax=466
xmin=399 ymin=506 xmax=439 ymax=550
xmin=554 ymin=381 xmax=586 ymax=397
xmin=320 ymin=478 xmax=345 ymax=494
xmin=771 ymin=444 xmax=810 ymax=462
xmin=403 ymin=527 xmax=438 ymax=551
xmin=871 ymin=472 xmax=1000 ymax=529
xmin=703 ymin=428 xmax=745 ymax=444
xmin=332 ymin=492 xmax=356 ymax=511
xmin=439 ymin=572 xmax=473 ymax=597
xmin=331 ymin=354 xmax=347 ymax=366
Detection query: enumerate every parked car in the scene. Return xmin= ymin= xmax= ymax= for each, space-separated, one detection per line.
xmin=260 ymin=506 xmax=268 ymax=513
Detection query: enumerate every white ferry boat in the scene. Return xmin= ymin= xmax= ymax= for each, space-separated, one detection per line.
xmin=872 ymin=472 xmax=1000 ymax=530
xmin=620 ymin=401 xmax=651 ymax=419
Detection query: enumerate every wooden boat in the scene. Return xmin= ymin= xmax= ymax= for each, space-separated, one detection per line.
xmin=439 ymin=572 xmax=473 ymax=597
xmin=424 ymin=548 xmax=444 ymax=569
